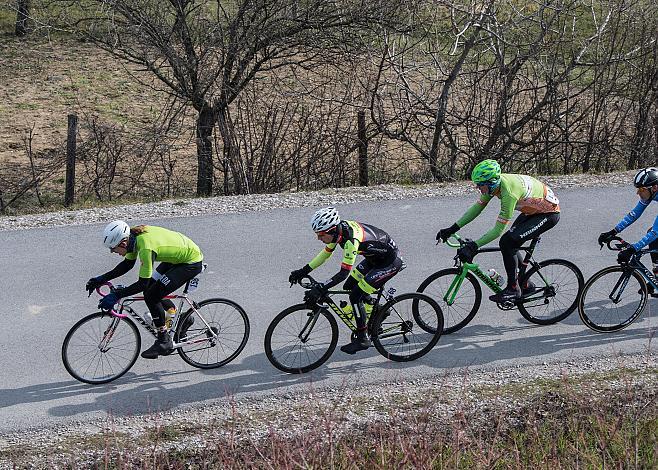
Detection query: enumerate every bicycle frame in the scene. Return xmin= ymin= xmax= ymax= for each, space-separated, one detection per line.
xmin=444 ymin=236 xmax=550 ymax=306
xmin=99 ymin=284 xmax=218 ymax=350
xmin=296 ymin=279 xmax=393 ymax=343
xmin=609 ymin=250 xmax=658 ymax=301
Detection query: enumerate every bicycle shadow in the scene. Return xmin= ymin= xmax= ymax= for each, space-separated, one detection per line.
xmin=1 ymin=319 xmax=654 ymax=424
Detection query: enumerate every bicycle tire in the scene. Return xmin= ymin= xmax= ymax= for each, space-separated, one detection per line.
xmin=372 ymin=293 xmax=443 ymax=362
xmin=578 ymin=265 xmax=648 ymax=332
xmin=517 ymin=258 xmax=584 ymax=325
xmin=264 ymin=304 xmax=338 ymax=374
xmin=62 ymin=312 xmax=140 ymax=385
xmin=417 ymin=267 xmax=481 ymax=334
xmin=175 ymin=298 xmax=250 ymax=369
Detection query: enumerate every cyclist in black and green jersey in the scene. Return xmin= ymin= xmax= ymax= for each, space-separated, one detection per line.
xmin=86 ymin=221 xmax=204 ymax=359
xmin=437 ymin=160 xmax=561 ymax=303
xmin=289 ymin=207 xmax=404 ymax=354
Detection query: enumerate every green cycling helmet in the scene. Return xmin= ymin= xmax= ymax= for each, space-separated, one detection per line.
xmin=471 ymin=159 xmax=501 ymax=184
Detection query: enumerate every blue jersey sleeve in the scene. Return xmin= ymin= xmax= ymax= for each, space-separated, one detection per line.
xmin=633 ymin=216 xmax=658 ymax=251
xmin=615 ymin=199 xmax=649 ymax=232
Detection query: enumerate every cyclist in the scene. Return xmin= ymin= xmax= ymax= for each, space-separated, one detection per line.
xmin=289 ymin=207 xmax=403 ymax=354
xmin=436 ymin=159 xmax=560 ymax=303
xmin=598 ymin=167 xmax=658 ymax=282
xmin=86 ymin=221 xmax=204 ymax=359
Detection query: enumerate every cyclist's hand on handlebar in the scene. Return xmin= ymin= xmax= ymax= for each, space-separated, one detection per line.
xmin=86 ymin=276 xmax=104 ymax=296
xmin=598 ymin=229 xmax=617 ymax=247
xmin=304 ymin=284 xmax=326 ymax=305
xmin=457 ymin=239 xmax=478 ymax=263
xmin=617 ymin=245 xmax=636 ymax=264
xmin=289 ymin=265 xmax=312 ymax=286
xmin=98 ymin=292 xmax=118 ymax=310
xmin=436 ymin=223 xmax=460 ymax=243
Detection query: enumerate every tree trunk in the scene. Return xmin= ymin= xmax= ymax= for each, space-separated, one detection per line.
xmin=15 ymin=0 xmax=30 ymax=37
xmin=196 ymin=104 xmax=214 ymax=197
xmin=357 ymin=111 xmax=368 ymax=186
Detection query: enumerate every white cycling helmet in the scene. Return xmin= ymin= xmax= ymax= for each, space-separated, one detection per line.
xmin=310 ymin=207 xmax=341 ymax=232
xmin=102 ymin=220 xmax=130 ymax=249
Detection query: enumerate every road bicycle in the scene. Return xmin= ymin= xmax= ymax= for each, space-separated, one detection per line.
xmin=578 ymin=236 xmax=656 ymax=332
xmin=417 ymin=234 xmax=584 ymax=334
xmin=62 ymin=267 xmax=250 ymax=384
xmin=264 ymin=274 xmax=444 ymax=374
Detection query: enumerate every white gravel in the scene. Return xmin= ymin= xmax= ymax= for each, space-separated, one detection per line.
xmin=0 ymin=171 xmax=634 ymax=231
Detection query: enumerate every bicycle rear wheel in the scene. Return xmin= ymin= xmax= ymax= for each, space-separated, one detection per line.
xmin=578 ymin=266 xmax=648 ymax=332
xmin=517 ymin=259 xmax=584 ymax=325
xmin=175 ymin=298 xmax=250 ymax=369
xmin=417 ymin=268 xmax=481 ymax=334
xmin=62 ymin=312 xmax=140 ymax=385
xmin=264 ymin=304 xmax=338 ymax=374
xmin=371 ymin=293 xmax=443 ymax=362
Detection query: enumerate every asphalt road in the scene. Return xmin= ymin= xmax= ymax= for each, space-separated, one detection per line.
xmin=1 ymin=186 xmax=655 ymax=433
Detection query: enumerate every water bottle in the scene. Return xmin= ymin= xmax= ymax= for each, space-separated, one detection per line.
xmin=488 ymin=269 xmax=504 ymax=287
xmin=165 ymin=308 xmax=176 ymax=330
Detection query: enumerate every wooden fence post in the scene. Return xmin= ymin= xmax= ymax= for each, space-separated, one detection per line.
xmin=65 ymin=114 xmax=78 ymax=207
xmin=357 ymin=110 xmax=368 ymax=186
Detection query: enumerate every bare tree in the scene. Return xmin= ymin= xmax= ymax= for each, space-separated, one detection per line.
xmin=15 ymin=0 xmax=30 ymax=36
xmin=49 ymin=0 xmax=407 ymax=196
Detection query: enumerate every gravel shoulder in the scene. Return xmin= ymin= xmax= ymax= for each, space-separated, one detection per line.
xmin=0 ymin=351 xmax=654 ymax=468
xmin=0 ymin=171 xmax=634 ymax=231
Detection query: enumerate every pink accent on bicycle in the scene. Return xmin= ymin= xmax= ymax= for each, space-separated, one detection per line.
xmin=95 ymin=282 xmax=127 ymax=318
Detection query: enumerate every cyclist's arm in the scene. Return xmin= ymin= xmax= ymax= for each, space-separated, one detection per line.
xmin=615 ymin=199 xmax=649 ymax=233
xmin=456 ymin=194 xmax=492 ymax=228
xmin=322 ymin=240 xmax=359 ymax=289
xmin=113 ymin=251 xmax=156 ymax=298
xmin=308 ymin=243 xmax=336 ymax=270
xmin=475 ymin=192 xmax=516 ymax=247
xmin=99 ymin=258 xmax=136 ymax=282
xmin=632 ymin=215 xmax=658 ymax=251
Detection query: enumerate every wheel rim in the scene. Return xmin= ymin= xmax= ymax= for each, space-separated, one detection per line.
xmin=63 ymin=314 xmax=139 ymax=384
xmin=374 ymin=294 xmax=442 ymax=361
xmin=519 ymin=260 xmax=582 ymax=323
xmin=419 ymin=269 xmax=478 ymax=333
xmin=579 ymin=267 xmax=646 ymax=331
xmin=267 ymin=308 xmax=335 ymax=372
xmin=178 ymin=300 xmax=249 ymax=368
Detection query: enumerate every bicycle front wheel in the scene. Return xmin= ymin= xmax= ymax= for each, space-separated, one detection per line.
xmin=264 ymin=304 xmax=338 ymax=374
xmin=517 ymin=259 xmax=584 ymax=325
xmin=176 ymin=298 xmax=250 ymax=369
xmin=417 ymin=268 xmax=481 ymax=334
xmin=372 ymin=293 xmax=443 ymax=362
xmin=62 ymin=312 xmax=140 ymax=385
xmin=578 ymin=266 xmax=648 ymax=332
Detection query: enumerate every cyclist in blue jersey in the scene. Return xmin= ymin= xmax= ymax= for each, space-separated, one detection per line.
xmin=599 ymin=168 xmax=658 ymax=287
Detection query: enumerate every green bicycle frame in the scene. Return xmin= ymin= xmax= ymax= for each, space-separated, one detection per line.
xmin=444 ymin=262 xmax=503 ymax=306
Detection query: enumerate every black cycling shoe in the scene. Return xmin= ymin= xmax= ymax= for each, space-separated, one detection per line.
xmin=522 ymin=281 xmax=537 ymax=295
xmin=141 ymin=331 xmax=174 ymax=359
xmin=489 ymin=284 xmax=522 ymax=303
xmin=340 ymin=337 xmax=372 ymax=355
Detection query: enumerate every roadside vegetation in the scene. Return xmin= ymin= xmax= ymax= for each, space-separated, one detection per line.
xmin=1 ymin=363 xmax=656 ymax=468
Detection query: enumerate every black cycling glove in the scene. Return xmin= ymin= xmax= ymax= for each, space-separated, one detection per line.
xmin=436 ymin=223 xmax=460 ymax=243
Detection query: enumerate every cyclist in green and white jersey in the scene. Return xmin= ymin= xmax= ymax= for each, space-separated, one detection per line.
xmin=86 ymin=221 xmax=204 ymax=359
xmin=436 ymin=160 xmax=561 ymax=303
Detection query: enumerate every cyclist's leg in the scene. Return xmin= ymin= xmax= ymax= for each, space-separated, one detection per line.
xmin=496 ymin=213 xmax=559 ymax=300
xmin=142 ymin=262 xmax=203 ymax=358
xmin=152 ymin=262 xmax=176 ymax=311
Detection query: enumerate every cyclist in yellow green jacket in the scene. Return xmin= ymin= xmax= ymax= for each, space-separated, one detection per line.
xmin=437 ymin=160 xmax=560 ymax=303
xmin=86 ymin=221 xmax=204 ymax=359
xmin=289 ymin=207 xmax=404 ymax=354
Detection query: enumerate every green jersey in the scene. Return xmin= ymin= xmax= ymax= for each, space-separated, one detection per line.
xmin=125 ymin=226 xmax=203 ymax=278
xmin=456 ymin=173 xmax=560 ymax=247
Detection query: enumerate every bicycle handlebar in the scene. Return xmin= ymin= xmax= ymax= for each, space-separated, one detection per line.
xmin=94 ymin=282 xmax=126 ymax=318
xmin=602 ymin=236 xmax=629 ymax=252
xmin=445 ymin=233 xmax=463 ymax=248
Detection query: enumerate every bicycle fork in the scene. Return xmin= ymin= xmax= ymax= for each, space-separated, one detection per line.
xmin=299 ymin=308 xmax=325 ymax=343
xmin=609 ymin=269 xmax=634 ymax=304
xmin=99 ymin=317 xmax=122 ymax=352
